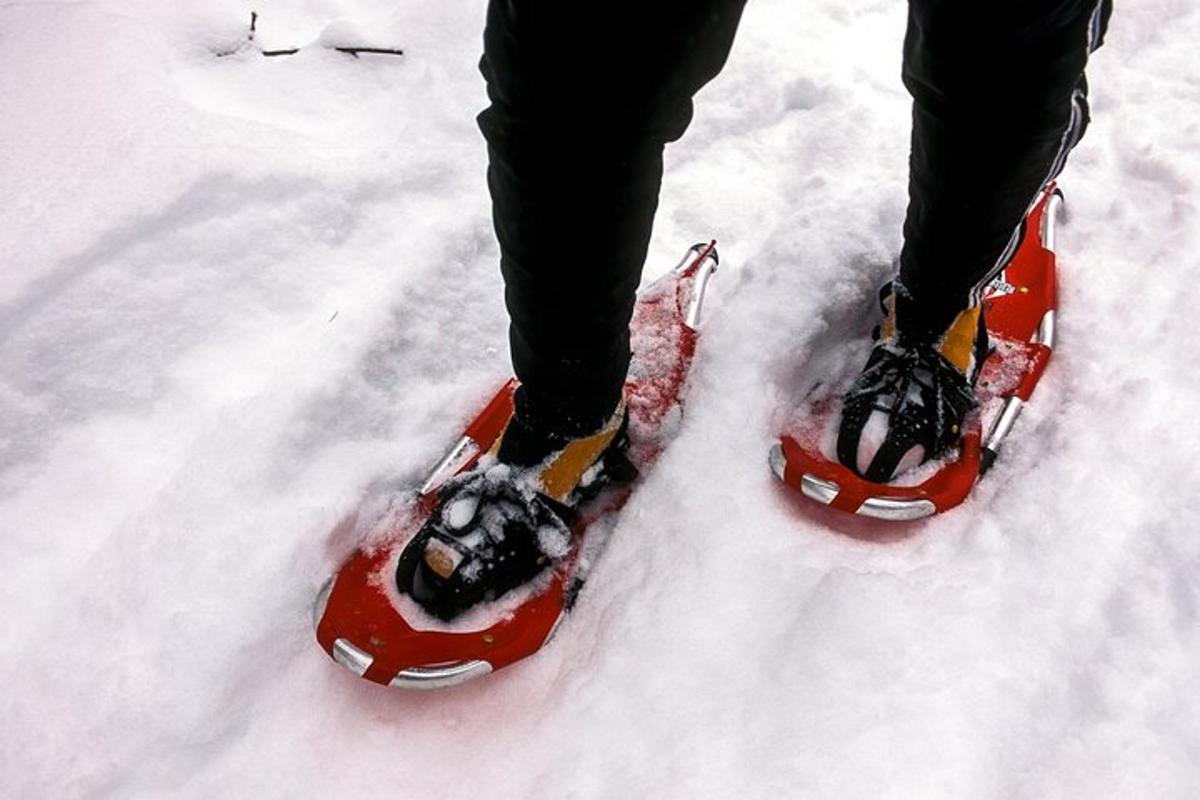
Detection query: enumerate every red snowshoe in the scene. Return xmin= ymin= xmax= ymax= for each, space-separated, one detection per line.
xmin=314 ymin=243 xmax=719 ymax=688
xmin=770 ymin=187 xmax=1063 ymax=520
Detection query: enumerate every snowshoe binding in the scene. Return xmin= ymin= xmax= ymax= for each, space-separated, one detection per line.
xmin=396 ymin=403 xmax=636 ymax=622
xmin=836 ymin=281 xmax=989 ymax=484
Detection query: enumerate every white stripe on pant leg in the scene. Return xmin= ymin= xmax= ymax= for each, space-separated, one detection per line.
xmin=1087 ymin=0 xmax=1105 ymax=53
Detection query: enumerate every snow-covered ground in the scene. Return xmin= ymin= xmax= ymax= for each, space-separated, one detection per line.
xmin=3 ymin=1 xmax=1199 ymax=797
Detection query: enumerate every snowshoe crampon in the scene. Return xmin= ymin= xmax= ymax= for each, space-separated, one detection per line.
xmin=314 ymin=243 xmax=719 ymax=689
xmin=771 ymin=187 xmax=1063 ymax=521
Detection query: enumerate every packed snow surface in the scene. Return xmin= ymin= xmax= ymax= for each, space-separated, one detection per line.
xmin=3 ymin=1 xmax=1200 ymax=798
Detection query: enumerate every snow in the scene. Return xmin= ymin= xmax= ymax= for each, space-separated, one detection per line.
xmin=3 ymin=1 xmax=1200 ymax=798
xmin=443 ymin=494 xmax=480 ymax=530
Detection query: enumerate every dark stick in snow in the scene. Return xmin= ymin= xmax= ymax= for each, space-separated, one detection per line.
xmin=216 ymin=12 xmax=403 ymax=59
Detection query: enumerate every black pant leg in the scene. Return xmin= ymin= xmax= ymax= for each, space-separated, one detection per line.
xmin=478 ymin=0 xmax=746 ymax=435
xmin=897 ymin=0 xmax=1113 ymax=339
